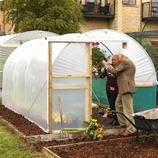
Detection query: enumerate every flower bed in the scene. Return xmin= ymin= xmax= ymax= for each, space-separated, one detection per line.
xmin=42 ymin=135 xmax=158 ymax=158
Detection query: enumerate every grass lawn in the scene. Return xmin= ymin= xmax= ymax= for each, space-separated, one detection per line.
xmin=0 ymin=122 xmax=44 ymax=158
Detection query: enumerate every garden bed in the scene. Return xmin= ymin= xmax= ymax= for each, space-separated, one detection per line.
xmin=0 ymin=103 xmax=126 ymax=143
xmin=42 ymin=136 xmax=158 ymax=158
xmin=0 ymin=103 xmax=117 ymax=136
xmin=1 ymin=103 xmax=158 ymax=157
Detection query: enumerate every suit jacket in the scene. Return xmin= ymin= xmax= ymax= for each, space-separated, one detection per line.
xmin=107 ymin=57 xmax=136 ymax=95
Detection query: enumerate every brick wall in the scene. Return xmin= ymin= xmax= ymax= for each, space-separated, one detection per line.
xmin=80 ymin=17 xmax=110 ymax=33
xmin=0 ymin=10 xmax=14 ymax=35
xmin=122 ymin=3 xmax=141 ymax=33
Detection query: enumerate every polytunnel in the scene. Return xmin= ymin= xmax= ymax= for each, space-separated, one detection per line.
xmin=2 ymin=35 xmax=129 ymax=133
xmin=79 ymin=29 xmax=157 ymax=112
xmin=0 ymin=30 xmax=59 ymax=88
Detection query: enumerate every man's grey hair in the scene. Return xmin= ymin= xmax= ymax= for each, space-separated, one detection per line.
xmin=119 ymin=49 xmax=129 ymax=58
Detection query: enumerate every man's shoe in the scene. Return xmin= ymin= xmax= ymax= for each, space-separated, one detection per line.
xmin=119 ymin=131 xmax=135 ymax=137
xmin=114 ymin=125 xmax=126 ymax=128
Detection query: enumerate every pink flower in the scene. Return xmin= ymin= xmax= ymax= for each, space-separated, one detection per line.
xmin=96 ymin=42 xmax=99 ymax=45
xmin=98 ymin=63 xmax=102 ymax=66
xmin=104 ymin=59 xmax=107 ymax=61
xmin=67 ymin=117 xmax=73 ymax=124
xmin=92 ymin=71 xmax=96 ymax=74
xmin=92 ymin=42 xmax=95 ymax=46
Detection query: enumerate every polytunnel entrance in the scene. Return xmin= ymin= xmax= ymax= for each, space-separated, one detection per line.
xmin=48 ymin=41 xmax=93 ymax=133
xmin=47 ymin=38 xmax=128 ymax=134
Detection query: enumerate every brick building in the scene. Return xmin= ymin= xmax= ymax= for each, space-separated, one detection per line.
xmin=0 ymin=0 xmax=158 ymax=35
xmin=79 ymin=0 xmax=158 ymax=33
xmin=0 ymin=1 xmax=14 ymax=35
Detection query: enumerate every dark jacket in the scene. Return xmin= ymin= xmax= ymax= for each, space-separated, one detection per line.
xmin=102 ymin=64 xmax=118 ymax=95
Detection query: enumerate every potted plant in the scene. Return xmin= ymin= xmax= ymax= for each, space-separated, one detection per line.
xmin=92 ymin=42 xmax=111 ymax=80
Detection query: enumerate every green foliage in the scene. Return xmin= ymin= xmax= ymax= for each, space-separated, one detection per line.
xmin=65 ymin=109 xmax=81 ymax=121
xmin=0 ymin=123 xmax=43 ymax=158
xmin=98 ymin=108 xmax=112 ymax=116
xmin=133 ymin=104 xmax=146 ymax=113
xmin=92 ymin=42 xmax=111 ymax=80
xmin=134 ymin=37 xmax=158 ymax=70
xmin=2 ymin=0 xmax=86 ymax=34
xmin=83 ymin=119 xmax=104 ymax=140
xmin=98 ymin=108 xmax=106 ymax=115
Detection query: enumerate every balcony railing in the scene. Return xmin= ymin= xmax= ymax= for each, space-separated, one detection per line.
xmin=76 ymin=0 xmax=115 ymax=18
xmin=142 ymin=2 xmax=158 ymax=20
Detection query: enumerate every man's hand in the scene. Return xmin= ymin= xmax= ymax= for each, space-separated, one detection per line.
xmin=102 ymin=60 xmax=108 ymax=66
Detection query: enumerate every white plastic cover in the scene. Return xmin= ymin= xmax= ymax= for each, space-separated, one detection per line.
xmin=80 ymin=29 xmax=157 ymax=83
xmin=3 ymin=39 xmax=89 ymax=132
xmin=2 ymin=29 xmax=157 ymax=133
xmin=0 ymin=30 xmax=59 ymax=88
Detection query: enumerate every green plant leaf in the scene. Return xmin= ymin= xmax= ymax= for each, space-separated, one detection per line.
xmin=83 ymin=121 xmax=90 ymax=126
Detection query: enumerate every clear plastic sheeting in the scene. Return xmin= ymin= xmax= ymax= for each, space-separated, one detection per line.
xmin=0 ymin=30 xmax=59 ymax=88
xmin=2 ymin=39 xmax=89 ymax=132
xmin=81 ymin=29 xmax=157 ymax=83
xmin=2 ymin=29 xmax=157 ymax=133
xmin=59 ymin=29 xmax=157 ymax=83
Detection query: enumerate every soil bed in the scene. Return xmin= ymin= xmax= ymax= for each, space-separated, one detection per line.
xmin=0 ymin=103 xmax=47 ymax=135
xmin=1 ymin=103 xmax=158 ymax=157
xmin=0 ymin=104 xmax=114 ymax=136
xmin=49 ymin=138 xmax=158 ymax=158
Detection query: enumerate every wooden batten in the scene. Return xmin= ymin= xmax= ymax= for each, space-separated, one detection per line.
xmin=48 ymin=42 xmax=53 ymax=134
xmin=52 ymin=86 xmax=88 ymax=89
xmin=85 ymin=43 xmax=90 ymax=122
xmin=122 ymin=42 xmax=127 ymax=49
xmin=89 ymin=43 xmax=92 ymax=120
xmin=135 ymin=83 xmax=154 ymax=87
xmin=52 ymin=75 xmax=90 ymax=78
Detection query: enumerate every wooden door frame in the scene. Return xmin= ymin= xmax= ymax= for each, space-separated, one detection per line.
xmin=48 ymin=42 xmax=92 ymax=134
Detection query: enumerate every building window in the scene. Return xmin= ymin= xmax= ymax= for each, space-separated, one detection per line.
xmin=123 ymin=0 xmax=136 ymax=5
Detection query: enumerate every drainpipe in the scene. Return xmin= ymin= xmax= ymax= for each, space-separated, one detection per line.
xmin=3 ymin=8 xmax=5 ymax=33
xmin=140 ymin=0 xmax=142 ymax=30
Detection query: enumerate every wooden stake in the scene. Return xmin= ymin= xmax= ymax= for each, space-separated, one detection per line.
xmin=58 ymin=95 xmax=64 ymax=131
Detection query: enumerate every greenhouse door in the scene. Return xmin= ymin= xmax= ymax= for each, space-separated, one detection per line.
xmin=48 ymin=42 xmax=92 ymax=134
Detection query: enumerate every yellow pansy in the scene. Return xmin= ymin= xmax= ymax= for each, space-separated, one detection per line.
xmin=92 ymin=119 xmax=97 ymax=122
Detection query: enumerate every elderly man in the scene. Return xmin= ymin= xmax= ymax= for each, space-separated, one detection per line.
xmin=102 ymin=49 xmax=136 ymax=136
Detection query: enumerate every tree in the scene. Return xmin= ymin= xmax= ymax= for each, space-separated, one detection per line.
xmin=135 ymin=37 xmax=158 ymax=71
xmin=2 ymin=0 xmax=86 ymax=35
